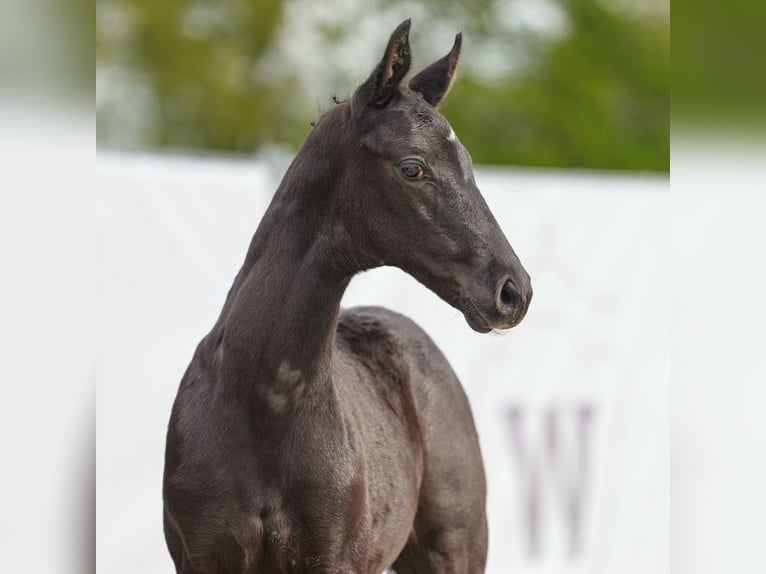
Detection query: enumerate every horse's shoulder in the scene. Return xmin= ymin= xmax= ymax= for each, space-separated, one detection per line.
xmin=338 ymin=306 xmax=429 ymax=350
xmin=337 ymin=306 xmax=450 ymax=375
xmin=337 ymin=306 xmax=407 ymax=365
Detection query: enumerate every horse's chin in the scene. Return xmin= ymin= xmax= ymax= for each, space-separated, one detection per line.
xmin=468 ymin=321 xmax=493 ymax=334
xmin=462 ymin=306 xmax=493 ymax=334
xmin=462 ymin=302 xmax=527 ymax=333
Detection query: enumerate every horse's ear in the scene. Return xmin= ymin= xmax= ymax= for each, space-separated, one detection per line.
xmin=353 ymin=19 xmax=412 ymax=110
xmin=409 ymin=32 xmax=462 ymax=107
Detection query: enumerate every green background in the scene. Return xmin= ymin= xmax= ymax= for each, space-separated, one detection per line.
xmin=97 ymin=0 xmax=669 ymax=172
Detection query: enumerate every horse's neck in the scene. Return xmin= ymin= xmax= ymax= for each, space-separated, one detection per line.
xmin=218 ymin=147 xmax=351 ymax=396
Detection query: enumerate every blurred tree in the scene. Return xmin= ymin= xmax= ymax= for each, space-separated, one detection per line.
xmin=442 ymin=0 xmax=669 ymax=171
xmin=97 ymin=0 xmax=669 ymax=172
xmin=97 ymin=0 xmax=308 ymax=152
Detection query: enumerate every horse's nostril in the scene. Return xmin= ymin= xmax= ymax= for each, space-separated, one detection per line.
xmin=500 ymin=283 xmax=513 ymax=305
xmin=499 ymin=279 xmax=520 ymax=309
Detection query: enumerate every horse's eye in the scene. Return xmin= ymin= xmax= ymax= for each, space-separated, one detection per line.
xmin=400 ymin=162 xmax=424 ymax=179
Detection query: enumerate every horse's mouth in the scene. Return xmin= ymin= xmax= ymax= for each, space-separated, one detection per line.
xmin=461 ymin=298 xmax=493 ymax=334
xmin=460 ymin=292 xmax=530 ymax=333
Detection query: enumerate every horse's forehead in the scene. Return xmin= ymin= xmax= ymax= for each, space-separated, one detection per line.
xmin=430 ymin=114 xmax=456 ymax=142
xmin=412 ymin=106 xmax=453 ymax=137
xmin=415 ymin=111 xmax=461 ymax=154
xmin=394 ymin=104 xmax=456 ymax=142
xmin=366 ymin=100 xmax=459 ymax=154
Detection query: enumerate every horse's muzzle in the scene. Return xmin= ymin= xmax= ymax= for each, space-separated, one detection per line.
xmin=460 ymin=270 xmax=532 ymax=333
xmin=492 ymin=273 xmax=532 ymax=328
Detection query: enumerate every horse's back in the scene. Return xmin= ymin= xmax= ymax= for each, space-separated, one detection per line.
xmin=337 ymin=306 xmax=488 ymax=571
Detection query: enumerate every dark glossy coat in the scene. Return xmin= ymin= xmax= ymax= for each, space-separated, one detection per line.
xmin=163 ymin=20 xmax=532 ymax=574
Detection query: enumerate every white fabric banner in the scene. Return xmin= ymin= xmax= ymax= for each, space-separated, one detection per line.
xmin=95 ymin=154 xmax=669 ymax=574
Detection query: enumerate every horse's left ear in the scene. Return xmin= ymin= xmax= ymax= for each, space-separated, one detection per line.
xmin=409 ymin=32 xmax=462 ymax=108
xmin=354 ymin=19 xmax=412 ymax=111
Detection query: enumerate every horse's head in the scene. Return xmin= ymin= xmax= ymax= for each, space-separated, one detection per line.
xmin=335 ymin=20 xmax=532 ymax=332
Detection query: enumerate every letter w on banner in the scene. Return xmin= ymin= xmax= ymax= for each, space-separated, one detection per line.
xmin=507 ymin=404 xmax=596 ymax=561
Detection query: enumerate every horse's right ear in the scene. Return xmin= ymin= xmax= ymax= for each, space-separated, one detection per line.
xmin=353 ymin=19 xmax=412 ymax=112
xmin=409 ymin=32 xmax=462 ymax=108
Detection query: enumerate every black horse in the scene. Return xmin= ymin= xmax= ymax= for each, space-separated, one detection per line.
xmin=163 ymin=20 xmax=532 ymax=573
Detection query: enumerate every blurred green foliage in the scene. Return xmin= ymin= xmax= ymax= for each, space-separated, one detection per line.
xmin=444 ymin=0 xmax=669 ymax=171
xmin=97 ymin=0 xmax=668 ymax=172
xmin=673 ymin=0 xmax=766 ymax=128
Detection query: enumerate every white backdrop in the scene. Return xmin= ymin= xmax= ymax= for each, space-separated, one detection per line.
xmin=95 ymin=153 xmax=669 ymax=574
